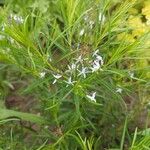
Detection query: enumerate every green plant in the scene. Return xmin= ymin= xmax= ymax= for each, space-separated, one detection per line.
xmin=0 ymin=0 xmax=150 ymax=149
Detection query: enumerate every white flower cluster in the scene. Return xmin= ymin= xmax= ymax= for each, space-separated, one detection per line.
xmin=50 ymin=50 xmax=104 ymax=102
xmin=84 ymin=12 xmax=105 ymax=29
xmin=79 ymin=12 xmax=106 ymax=37
xmin=91 ymin=50 xmax=104 ymax=72
xmin=10 ymin=14 xmax=24 ymax=24
xmin=39 ymin=50 xmax=103 ymax=103
xmin=63 ymin=49 xmax=104 ymax=88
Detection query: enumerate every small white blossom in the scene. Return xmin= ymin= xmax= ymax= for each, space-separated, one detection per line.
xmin=14 ymin=15 xmax=24 ymax=23
xmin=92 ymin=49 xmax=99 ymax=57
xmin=112 ymin=124 xmax=115 ymax=128
xmin=39 ymin=72 xmax=46 ymax=78
xmin=77 ymin=43 xmax=80 ymax=49
xmin=84 ymin=15 xmax=88 ymax=21
xmin=116 ymin=87 xmax=123 ymax=93
xmin=93 ymin=49 xmax=104 ymax=63
xmin=66 ymin=63 xmax=77 ymax=74
xmin=0 ymin=35 xmax=5 ymax=40
xmin=129 ymin=71 xmax=134 ymax=79
xmin=65 ymin=77 xmax=76 ymax=87
xmin=52 ymin=79 xmax=57 ymax=84
xmin=96 ymin=55 xmax=104 ymax=65
xmin=44 ymin=125 xmax=49 ymax=129
xmin=53 ymin=74 xmax=62 ymax=79
xmin=91 ymin=60 xmax=101 ymax=72
xmin=49 ymin=58 xmax=52 ymax=62
xmin=68 ymin=63 xmax=76 ymax=70
xmin=75 ymin=55 xmax=84 ymax=64
xmin=99 ymin=13 xmax=106 ymax=23
xmin=89 ymin=20 xmax=94 ymax=29
xmin=1 ymin=23 xmax=6 ymax=31
xmin=46 ymin=55 xmax=52 ymax=62
xmin=92 ymin=50 xmax=104 ymax=71
xmin=10 ymin=14 xmax=24 ymax=24
xmin=52 ymin=74 xmax=62 ymax=84
xmin=79 ymin=29 xmax=85 ymax=36
xmin=9 ymin=37 xmax=15 ymax=44
xmin=86 ymin=92 xmax=96 ymax=102
xmin=78 ymin=67 xmax=89 ymax=78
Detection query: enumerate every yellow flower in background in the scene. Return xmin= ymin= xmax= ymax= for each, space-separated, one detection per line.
xmin=145 ymin=40 xmax=150 ymax=48
xmin=117 ymin=32 xmax=135 ymax=43
xmin=117 ymin=1 xmax=150 ymax=42
xmin=142 ymin=1 xmax=150 ymax=20
xmin=132 ymin=27 xmax=147 ymax=37
xmin=128 ymin=8 xmax=138 ymax=15
xmin=127 ymin=16 xmax=147 ymax=37
xmin=116 ymin=0 xmax=150 ymax=79
xmin=127 ymin=16 xmax=144 ymax=29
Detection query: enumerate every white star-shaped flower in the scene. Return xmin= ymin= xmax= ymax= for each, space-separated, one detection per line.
xmin=65 ymin=77 xmax=76 ymax=87
xmin=52 ymin=74 xmax=62 ymax=84
xmin=96 ymin=55 xmax=104 ymax=65
xmin=10 ymin=14 xmax=24 ymax=24
xmin=93 ymin=50 xmax=103 ymax=63
xmin=89 ymin=20 xmax=94 ymax=29
xmin=92 ymin=49 xmax=99 ymax=57
xmin=79 ymin=29 xmax=85 ymax=36
xmin=78 ymin=67 xmax=89 ymax=78
xmin=66 ymin=63 xmax=77 ymax=74
xmin=91 ymin=60 xmax=101 ymax=72
xmin=84 ymin=15 xmax=88 ymax=21
xmin=39 ymin=72 xmax=46 ymax=78
xmin=86 ymin=92 xmax=96 ymax=102
xmin=14 ymin=15 xmax=24 ymax=23
xmin=75 ymin=55 xmax=83 ymax=64
xmin=129 ymin=71 xmax=134 ymax=79
xmin=68 ymin=63 xmax=76 ymax=70
xmin=116 ymin=87 xmax=123 ymax=93
xmin=99 ymin=13 xmax=106 ymax=23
